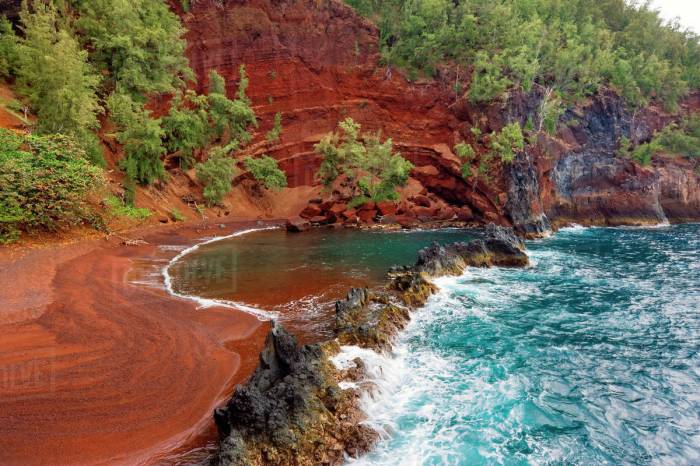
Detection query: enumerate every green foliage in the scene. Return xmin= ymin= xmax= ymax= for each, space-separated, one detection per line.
xmin=314 ymin=118 xmax=414 ymax=202
xmin=266 ymin=112 xmax=283 ymax=142
xmin=105 ymin=195 xmax=151 ymax=220
xmin=454 ymin=141 xmax=475 ymax=160
xmin=108 ymin=93 xmax=165 ymax=185
xmin=460 ymin=162 xmax=473 ymax=179
xmin=169 ymin=208 xmax=185 ymax=222
xmin=487 ymin=122 xmax=525 ymax=163
xmin=244 ymin=155 xmax=288 ymax=191
xmin=207 ymin=68 xmax=257 ymax=143
xmin=469 ymin=51 xmax=512 ymax=102
xmin=161 ymin=91 xmax=209 ymax=169
xmin=0 ymin=130 xmax=103 ymax=243
xmin=14 ymin=1 xmax=101 ymax=149
xmin=347 ymin=0 xmax=700 ymax=109
xmin=196 ymin=147 xmax=236 ymax=206
xmin=0 ymin=17 xmax=18 ymax=78
xmin=619 ymin=115 xmax=700 ymax=165
xmin=73 ymin=0 xmax=193 ymax=99
xmin=539 ymin=90 xmax=564 ymax=135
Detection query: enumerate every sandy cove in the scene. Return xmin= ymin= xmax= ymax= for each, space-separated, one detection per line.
xmin=0 ymin=220 xmax=282 ymax=465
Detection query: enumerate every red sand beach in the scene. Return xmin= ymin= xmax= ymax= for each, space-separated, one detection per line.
xmin=0 ymin=220 xmax=279 ymax=465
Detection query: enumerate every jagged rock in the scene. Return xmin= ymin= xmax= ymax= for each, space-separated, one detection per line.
xmin=215 ymin=227 xmax=531 ymax=465
xmin=215 ymin=322 xmax=376 ymax=466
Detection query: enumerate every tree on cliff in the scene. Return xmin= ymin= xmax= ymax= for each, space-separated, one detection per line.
xmin=196 ymin=146 xmax=237 ymax=206
xmin=108 ymin=93 xmax=166 ymax=187
xmin=72 ymin=0 xmax=193 ymax=99
xmin=347 ymin=0 xmax=700 ymax=111
xmin=244 ymin=155 xmax=287 ymax=192
xmin=314 ymin=118 xmax=414 ymax=205
xmin=11 ymin=1 xmax=102 ymax=163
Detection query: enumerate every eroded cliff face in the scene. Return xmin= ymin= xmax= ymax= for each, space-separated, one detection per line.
xmin=174 ymin=0 xmax=505 ymax=225
xmin=175 ymin=0 xmax=699 ymax=233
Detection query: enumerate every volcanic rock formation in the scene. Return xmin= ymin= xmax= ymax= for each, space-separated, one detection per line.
xmin=215 ymin=225 xmax=529 ymax=465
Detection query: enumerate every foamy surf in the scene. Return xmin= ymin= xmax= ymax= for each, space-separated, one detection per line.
xmin=162 ymin=226 xmax=280 ymax=320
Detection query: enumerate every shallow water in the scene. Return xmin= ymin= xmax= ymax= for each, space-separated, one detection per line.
xmin=169 ymin=224 xmax=700 ymax=465
xmin=347 ymin=224 xmax=700 ymax=466
xmin=168 ymin=227 xmax=477 ymax=340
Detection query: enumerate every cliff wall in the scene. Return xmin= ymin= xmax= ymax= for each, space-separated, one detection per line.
xmin=176 ymin=0 xmax=699 ymax=233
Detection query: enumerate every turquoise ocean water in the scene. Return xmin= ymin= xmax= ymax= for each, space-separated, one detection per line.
xmin=342 ymin=224 xmax=700 ymax=466
xmin=171 ymin=224 xmax=700 ymax=465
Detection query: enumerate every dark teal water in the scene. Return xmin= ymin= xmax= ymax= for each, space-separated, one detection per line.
xmin=168 ymin=228 xmax=478 ymax=340
xmin=345 ymin=224 xmax=700 ymax=465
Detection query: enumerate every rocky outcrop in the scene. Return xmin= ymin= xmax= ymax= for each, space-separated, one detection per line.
xmin=215 ymin=226 xmax=529 ymax=464
xmin=214 ymin=321 xmax=376 ymax=466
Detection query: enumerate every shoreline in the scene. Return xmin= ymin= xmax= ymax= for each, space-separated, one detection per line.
xmin=0 ymin=219 xmax=696 ymax=464
xmin=0 ymin=218 xmax=281 ymax=465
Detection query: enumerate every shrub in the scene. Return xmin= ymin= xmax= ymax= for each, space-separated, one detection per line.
xmin=454 ymin=142 xmax=475 ymax=160
xmin=105 ymin=196 xmax=151 ymax=220
xmin=488 ymin=122 xmax=525 ymax=163
xmin=0 ymin=130 xmax=103 ymax=243
xmin=620 ymin=116 xmax=700 ymax=165
xmin=108 ymin=93 xmax=166 ymax=186
xmin=266 ymin=112 xmax=283 ymax=142
xmin=169 ymin=208 xmax=185 ymax=222
xmin=196 ymin=147 xmax=236 ymax=206
xmin=314 ymin=118 xmax=413 ymax=202
xmin=244 ymin=155 xmax=287 ymax=191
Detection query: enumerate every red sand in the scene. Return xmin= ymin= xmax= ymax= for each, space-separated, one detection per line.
xmin=0 ymin=221 xmax=278 ymax=465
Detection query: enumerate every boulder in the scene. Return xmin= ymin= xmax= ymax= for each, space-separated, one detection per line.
xmin=300 ymin=204 xmax=322 ymax=219
xmin=411 ymin=195 xmax=431 ymax=207
xmin=286 ymin=217 xmax=310 ymax=233
xmin=329 ymin=203 xmax=348 ymax=215
xmin=357 ymin=209 xmax=377 ymax=223
xmin=376 ymin=201 xmax=397 ymax=216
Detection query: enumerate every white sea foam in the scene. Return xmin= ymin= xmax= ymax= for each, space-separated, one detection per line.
xmin=161 ymin=226 xmax=280 ymax=320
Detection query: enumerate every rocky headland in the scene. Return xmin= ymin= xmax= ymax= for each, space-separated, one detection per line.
xmin=213 ymin=225 xmax=529 ymax=465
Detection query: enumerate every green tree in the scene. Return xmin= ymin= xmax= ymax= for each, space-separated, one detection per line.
xmin=161 ymin=91 xmax=210 ymax=169
xmin=488 ymin=122 xmax=525 ymax=163
xmin=314 ymin=118 xmax=414 ymax=204
xmin=244 ymin=155 xmax=287 ymax=191
xmin=108 ymin=92 xmax=165 ymax=186
xmin=73 ymin=0 xmax=193 ymax=98
xmin=0 ymin=17 xmax=18 ymax=78
xmin=14 ymin=1 xmax=101 ymax=154
xmin=207 ymin=68 xmax=257 ymax=144
xmin=196 ymin=147 xmax=237 ymax=206
xmin=266 ymin=112 xmax=283 ymax=142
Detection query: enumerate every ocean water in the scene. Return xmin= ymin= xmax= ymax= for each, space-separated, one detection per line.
xmin=167 ymin=227 xmax=478 ymax=340
xmin=342 ymin=224 xmax=700 ymax=466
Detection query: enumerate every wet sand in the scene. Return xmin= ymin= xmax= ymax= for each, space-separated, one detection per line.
xmin=0 ymin=220 xmax=280 ymax=465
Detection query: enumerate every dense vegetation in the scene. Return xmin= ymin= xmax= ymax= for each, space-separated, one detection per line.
xmin=0 ymin=130 xmax=104 ymax=243
xmin=315 ymin=118 xmax=413 ymax=206
xmin=244 ymin=155 xmax=288 ymax=192
xmin=0 ymin=0 xmax=270 ymax=241
xmin=620 ymin=116 xmax=700 ymax=165
xmin=346 ymin=0 xmax=700 ymax=110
